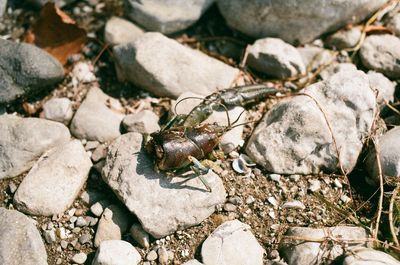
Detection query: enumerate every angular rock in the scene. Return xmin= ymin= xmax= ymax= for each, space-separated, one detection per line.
xmin=42 ymin=97 xmax=73 ymax=124
xmin=217 ymin=0 xmax=387 ymax=44
xmin=13 ymin=140 xmax=92 ymax=216
xmin=0 ymin=208 xmax=48 ymax=265
xmin=360 ymin=34 xmax=400 ymax=78
xmin=367 ymin=70 xmax=395 ymax=107
xmin=104 ymin=16 xmax=145 ymax=46
xmin=386 ymin=13 xmax=400 ymax=37
xmin=0 ymin=39 xmax=64 ymax=105
xmin=124 ymin=0 xmax=214 ymax=34
xmin=341 ymin=247 xmax=400 ymax=265
xmin=172 ymin=92 xmax=246 ymax=153
xmin=279 ymin=226 xmax=369 ymax=265
xmin=113 ymin=32 xmax=239 ymax=99
xmin=297 ymin=46 xmax=335 ymax=71
xmin=71 ymin=253 xmax=87 ymax=264
xmin=93 ymin=240 xmax=141 ymax=265
xmin=365 ymin=126 xmax=400 ymax=186
xmin=247 ymin=38 xmax=305 ymax=79
xmin=94 ymin=205 xmax=131 ymax=247
xmin=325 ymin=27 xmax=362 ymax=50
xmin=201 ymin=220 xmax=264 ymax=265
xmin=246 ymin=70 xmax=376 ymax=174
xmin=102 ymin=132 xmax=226 ymax=238
xmin=0 ymin=115 xmax=70 ymax=179
xmin=122 ymin=110 xmax=160 ymax=134
xmin=70 ymin=87 xmax=124 ymax=142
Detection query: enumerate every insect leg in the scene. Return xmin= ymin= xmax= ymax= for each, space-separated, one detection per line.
xmin=188 ymin=155 xmax=212 ymax=192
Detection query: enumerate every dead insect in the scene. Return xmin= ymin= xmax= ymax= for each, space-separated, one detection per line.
xmin=146 ymin=84 xmax=282 ymax=191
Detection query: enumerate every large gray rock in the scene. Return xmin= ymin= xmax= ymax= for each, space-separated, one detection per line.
xmin=42 ymin=97 xmax=74 ymax=125
xmin=365 ymin=126 xmax=400 ymax=186
xmin=94 ymin=205 xmax=131 ymax=247
xmin=0 ymin=0 xmax=6 ymax=17
xmin=102 ymin=132 xmax=226 ymax=238
xmin=92 ymin=240 xmax=141 ymax=265
xmin=367 ymin=70 xmax=395 ymax=108
xmin=0 ymin=115 xmax=70 ymax=179
xmin=104 ymin=16 xmax=145 ymax=46
xmin=124 ymin=0 xmax=214 ymax=34
xmin=216 ymin=0 xmax=386 ymax=44
xmin=360 ymin=34 xmax=400 ymax=78
xmin=70 ymin=87 xmax=124 ymax=143
xmin=279 ymin=226 xmax=369 ymax=265
xmin=0 ymin=39 xmax=64 ymax=105
xmin=341 ymin=247 xmax=400 ymax=265
xmin=246 ymin=70 xmax=376 ymax=174
xmin=0 ymin=208 xmax=48 ymax=265
xmin=247 ymin=38 xmax=305 ymax=79
xmin=113 ymin=32 xmax=239 ymax=99
xmin=13 ymin=140 xmax=92 ymax=216
xmin=201 ymin=220 xmax=264 ymax=265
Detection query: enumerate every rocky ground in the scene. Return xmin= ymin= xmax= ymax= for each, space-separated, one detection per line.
xmin=0 ymin=0 xmax=400 ymax=265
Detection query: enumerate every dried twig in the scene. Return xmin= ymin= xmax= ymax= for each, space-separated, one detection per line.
xmin=389 ymin=185 xmax=400 ymax=246
xmin=372 ymin=138 xmax=385 ymax=241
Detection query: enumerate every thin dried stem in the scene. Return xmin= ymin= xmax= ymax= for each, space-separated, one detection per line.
xmin=372 ymin=138 xmax=385 ymax=241
xmin=389 ymin=185 xmax=400 ymax=246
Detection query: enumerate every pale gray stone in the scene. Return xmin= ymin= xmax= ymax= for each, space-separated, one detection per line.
xmin=0 ymin=115 xmax=70 ymax=179
xmin=102 ymin=132 xmax=226 ymax=238
xmin=94 ymin=205 xmax=131 ymax=247
xmin=0 ymin=39 xmax=64 ymax=105
xmin=297 ymin=46 xmax=335 ymax=71
xmin=105 ymin=16 xmax=145 ymax=46
xmin=146 ymin=250 xmax=157 ymax=261
xmin=42 ymin=97 xmax=73 ymax=124
xmin=130 ymin=223 xmax=150 ymax=249
xmin=71 ymin=252 xmax=87 ymax=264
xmin=201 ymin=220 xmax=264 ymax=265
xmin=70 ymin=87 xmax=124 ymax=142
xmin=113 ymin=32 xmax=239 ymax=99
xmin=279 ymin=226 xmax=369 ymax=265
xmin=360 ymin=34 xmax=400 ymax=78
xmin=325 ymin=27 xmax=362 ymax=50
xmin=365 ymin=126 xmax=400 ymax=186
xmin=0 ymin=0 xmax=6 ymax=17
xmin=44 ymin=229 xmax=57 ymax=244
xmin=367 ymin=70 xmax=395 ymax=108
xmin=341 ymin=247 xmax=400 ymax=265
xmin=0 ymin=208 xmax=48 ymax=265
xmin=122 ymin=110 xmax=160 ymax=134
xmin=124 ymin=0 xmax=214 ymax=34
xmin=247 ymin=38 xmax=305 ymax=79
xmin=246 ymin=70 xmax=376 ymax=174
xmin=319 ymin=63 xmax=358 ymax=80
xmin=386 ymin=13 xmax=400 ymax=37
xmin=216 ymin=0 xmax=387 ymax=44
xmin=13 ymin=140 xmax=92 ymax=216
xmin=172 ymin=92 xmax=246 ymax=154
xmin=157 ymin=246 xmax=168 ymax=265
xmin=91 ymin=202 xmax=104 ymax=217
xmin=92 ymin=240 xmax=141 ymax=265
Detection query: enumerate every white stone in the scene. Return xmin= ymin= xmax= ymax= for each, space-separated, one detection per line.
xmin=113 ymin=32 xmax=239 ymax=99
xmin=71 ymin=252 xmax=87 ymax=264
xmin=248 ymin=37 xmax=305 ymax=79
xmin=102 ymin=132 xmax=226 ymax=238
xmin=42 ymin=98 xmax=73 ymax=124
xmin=325 ymin=27 xmax=362 ymax=49
xmin=92 ymin=240 xmax=141 ymax=265
xmin=13 ymin=140 xmax=92 ymax=216
xmin=201 ymin=220 xmax=264 ymax=265
xmin=122 ymin=110 xmax=160 ymax=134
xmin=341 ymin=247 xmax=400 ymax=265
xmin=72 ymin=62 xmax=96 ymax=83
xmin=105 ymin=16 xmax=145 ymax=46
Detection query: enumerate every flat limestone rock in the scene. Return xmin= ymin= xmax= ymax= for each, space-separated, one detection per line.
xmin=216 ymin=0 xmax=387 ymax=44
xmin=246 ymin=70 xmax=376 ymax=174
xmin=124 ymin=0 xmax=214 ymax=34
xmin=0 ymin=39 xmax=64 ymax=105
xmin=0 ymin=208 xmax=48 ymax=265
xmin=113 ymin=32 xmax=239 ymax=99
xmin=70 ymin=87 xmax=124 ymax=143
xmin=0 ymin=115 xmax=70 ymax=179
xmin=279 ymin=226 xmax=370 ymax=265
xmin=201 ymin=220 xmax=264 ymax=265
xmin=92 ymin=240 xmax=141 ymax=265
xmin=102 ymin=132 xmax=226 ymax=238
xmin=341 ymin=247 xmax=400 ymax=265
xmin=13 ymin=140 xmax=92 ymax=216
xmin=104 ymin=16 xmax=145 ymax=46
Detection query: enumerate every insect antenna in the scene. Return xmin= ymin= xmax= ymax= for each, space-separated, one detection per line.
xmin=174 ymin=96 xmax=204 ymax=116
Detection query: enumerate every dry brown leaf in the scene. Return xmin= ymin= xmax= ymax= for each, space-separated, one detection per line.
xmin=25 ymin=3 xmax=87 ymax=65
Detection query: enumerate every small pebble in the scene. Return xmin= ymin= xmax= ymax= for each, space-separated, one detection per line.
xmin=333 ymin=179 xmax=343 ymax=188
xmin=68 ymin=208 xmax=77 ymax=217
xmin=90 ymin=202 xmax=103 ymax=217
xmin=223 ymin=203 xmax=237 ymax=212
xmin=70 ymin=216 xmax=77 ymax=223
xmin=79 ymin=234 xmax=91 ymax=244
xmin=61 ymin=240 xmax=68 ymax=249
xmin=308 ymin=179 xmax=321 ymax=192
xmin=76 ymin=216 xmax=88 ymax=227
xmin=158 ymin=246 xmax=169 ymax=265
xmin=268 ymin=249 xmax=280 ymax=260
xmin=85 ymin=140 xmax=99 ymax=151
xmin=269 ymin=174 xmax=281 ymax=182
xmin=75 ymin=209 xmax=84 ymax=216
xmin=71 ymin=252 xmax=87 ymax=264
xmin=246 ymin=196 xmax=256 ymax=204
xmin=289 ymin=175 xmax=301 ymax=182
xmin=56 ymin=258 xmax=62 ymax=265
xmin=130 ymin=223 xmax=150 ymax=249
xmin=267 ymin=196 xmax=279 ymax=208
xmin=340 ymin=194 xmax=351 ymax=204
xmin=44 ymin=230 xmax=57 ymax=244
xmin=146 ymin=250 xmax=158 ymax=261
xmin=286 ymin=216 xmax=294 ymax=223
xmin=228 ymin=196 xmax=242 ymax=205
xmin=282 ymin=200 xmax=306 ymax=210
xmin=8 ymin=182 xmax=17 ymax=193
